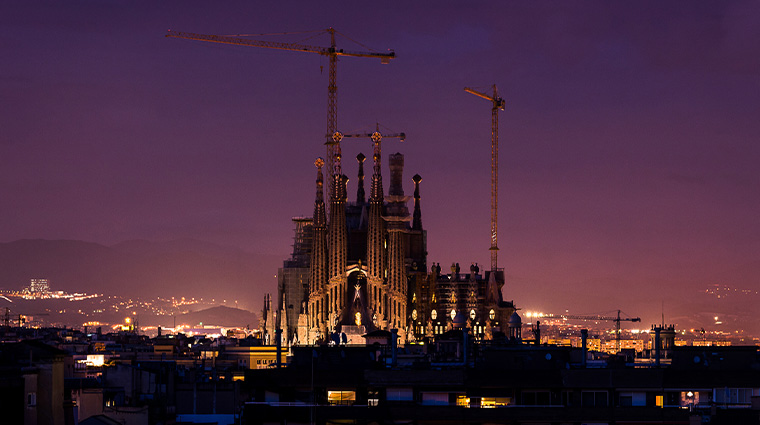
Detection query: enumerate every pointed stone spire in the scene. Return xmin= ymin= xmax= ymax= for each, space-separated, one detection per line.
xmin=327 ymin=151 xmax=349 ymax=326
xmin=313 ymin=158 xmax=326 ymax=227
xmin=356 ymin=153 xmax=366 ymax=204
xmin=367 ymin=137 xmax=386 ymax=317
xmin=412 ymin=174 xmax=422 ymax=231
xmin=328 ymin=157 xmax=348 ymax=280
xmin=309 ymin=158 xmax=328 ymax=331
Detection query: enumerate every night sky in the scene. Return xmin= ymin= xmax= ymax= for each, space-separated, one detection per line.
xmin=3 ymin=1 xmax=759 ymax=324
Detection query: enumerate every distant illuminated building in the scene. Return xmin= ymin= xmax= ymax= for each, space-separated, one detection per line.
xmin=26 ymin=278 xmax=50 ymax=295
xmin=263 ymin=140 xmax=515 ymax=345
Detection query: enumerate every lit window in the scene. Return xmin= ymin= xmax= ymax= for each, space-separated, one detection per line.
xmin=470 ymin=310 xmax=476 ymax=320
xmin=27 ymin=392 xmax=37 ymax=407
xmin=489 ymin=309 xmax=495 ymax=320
xmin=368 ymin=390 xmax=380 ymax=406
xmin=431 ymin=310 xmax=437 ymax=320
xmin=327 ymin=390 xmax=356 ymax=406
xmin=481 ymin=397 xmax=510 ymax=408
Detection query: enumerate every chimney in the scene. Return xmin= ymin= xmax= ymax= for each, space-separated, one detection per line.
xmin=581 ymin=329 xmax=588 ymax=368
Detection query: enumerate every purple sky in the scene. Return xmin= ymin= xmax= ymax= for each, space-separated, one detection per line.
xmin=3 ymin=1 xmax=759 ymax=324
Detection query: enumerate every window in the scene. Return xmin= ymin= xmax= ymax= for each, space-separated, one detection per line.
xmin=679 ymin=391 xmax=700 ymax=407
xmin=561 ymin=390 xmax=574 ymax=406
xmin=619 ymin=391 xmax=646 ymax=407
xmin=714 ymin=388 xmax=754 ymax=405
xmin=421 ymin=392 xmax=449 ymax=406
xmin=27 ymin=392 xmax=37 ymax=407
xmin=386 ymin=388 xmax=413 ymax=401
xmin=327 ymin=390 xmax=356 ymax=406
xmin=368 ymin=390 xmax=379 ymax=406
xmin=481 ymin=397 xmax=510 ymax=407
xmin=522 ymin=391 xmax=550 ymax=405
xmin=582 ymin=391 xmax=608 ymax=407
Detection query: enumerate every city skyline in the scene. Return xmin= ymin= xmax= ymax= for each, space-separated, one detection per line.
xmin=2 ymin=1 xmax=759 ymax=328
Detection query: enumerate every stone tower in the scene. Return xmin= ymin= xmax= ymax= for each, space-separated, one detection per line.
xmin=308 ymin=158 xmax=328 ymax=340
xmin=384 ymin=153 xmax=411 ymax=330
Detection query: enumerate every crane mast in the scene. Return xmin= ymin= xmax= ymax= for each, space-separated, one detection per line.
xmin=464 ymin=85 xmax=505 ymax=271
xmin=166 ymin=29 xmax=395 ymax=210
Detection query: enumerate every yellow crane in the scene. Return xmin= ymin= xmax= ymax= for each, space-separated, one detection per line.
xmin=166 ymin=29 xmax=395 ymax=206
xmin=464 ymin=85 xmax=506 ymax=271
xmin=530 ymin=310 xmax=641 ymax=352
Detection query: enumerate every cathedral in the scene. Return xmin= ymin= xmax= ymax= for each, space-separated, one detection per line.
xmin=262 ymin=135 xmax=516 ymax=345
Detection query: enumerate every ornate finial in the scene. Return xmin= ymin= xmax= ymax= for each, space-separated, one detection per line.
xmin=315 ymin=157 xmax=325 ymax=169
xmin=412 ymin=173 xmax=423 ymax=231
xmin=371 ymin=131 xmax=382 ymax=143
xmin=357 ymin=153 xmax=366 ymax=163
xmin=332 ymin=131 xmax=343 ymax=143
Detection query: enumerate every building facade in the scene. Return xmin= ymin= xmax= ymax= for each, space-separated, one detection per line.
xmin=264 ymin=137 xmax=515 ymax=345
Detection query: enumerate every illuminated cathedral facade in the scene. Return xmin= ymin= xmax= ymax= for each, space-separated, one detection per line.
xmin=263 ymin=136 xmax=515 ymax=345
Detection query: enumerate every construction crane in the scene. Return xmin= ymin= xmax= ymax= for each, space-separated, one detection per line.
xmin=166 ymin=28 xmax=395 ymax=207
xmin=340 ymin=123 xmax=405 ymax=143
xmin=464 ymin=85 xmax=505 ymax=271
xmin=530 ymin=310 xmax=641 ymax=352
xmin=3 ymin=306 xmax=49 ymax=328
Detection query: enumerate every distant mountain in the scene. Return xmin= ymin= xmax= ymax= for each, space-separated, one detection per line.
xmin=172 ymin=305 xmax=258 ymax=329
xmin=0 ymin=239 xmax=273 ymax=308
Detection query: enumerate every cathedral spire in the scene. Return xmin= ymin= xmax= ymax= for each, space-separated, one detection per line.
xmin=356 ymin=153 xmax=366 ymax=204
xmin=309 ymin=158 xmax=328 ymax=332
xmin=384 ymin=153 xmax=412 ymax=329
xmin=326 ymin=151 xmax=349 ymax=330
xmin=366 ymin=137 xmax=386 ymax=318
xmin=412 ymin=174 xmax=422 ymax=231
xmin=313 ymin=158 xmax=326 ymax=227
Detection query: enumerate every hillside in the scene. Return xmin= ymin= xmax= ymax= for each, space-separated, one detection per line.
xmin=0 ymin=239 xmax=274 ymax=310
